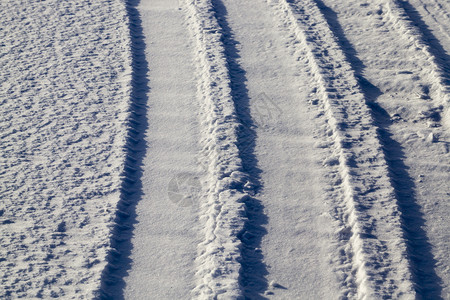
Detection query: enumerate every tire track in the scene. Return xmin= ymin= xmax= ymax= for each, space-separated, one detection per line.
xmin=182 ymin=0 xmax=257 ymax=298
xmin=382 ymin=0 xmax=450 ymax=128
xmin=98 ymin=0 xmax=149 ymax=298
xmin=269 ymin=0 xmax=416 ymax=298
xmin=313 ymin=0 xmax=445 ymax=298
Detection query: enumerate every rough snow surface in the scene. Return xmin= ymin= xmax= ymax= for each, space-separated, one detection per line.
xmin=0 ymin=0 xmax=131 ymax=298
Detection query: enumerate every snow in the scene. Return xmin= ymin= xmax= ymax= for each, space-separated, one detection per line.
xmin=1 ymin=0 xmax=449 ymax=299
xmin=0 ymin=0 xmax=133 ymax=298
xmin=110 ymin=4 xmax=201 ymax=299
xmin=316 ymin=0 xmax=450 ymax=297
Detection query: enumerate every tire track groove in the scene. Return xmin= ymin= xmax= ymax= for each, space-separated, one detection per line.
xmin=98 ymin=0 xmax=149 ymax=298
xmin=269 ymin=0 xmax=416 ymax=298
xmin=182 ymin=0 xmax=255 ymax=298
xmin=313 ymin=0 xmax=445 ymax=297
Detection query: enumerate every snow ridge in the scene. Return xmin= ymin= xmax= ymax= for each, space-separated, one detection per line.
xmin=182 ymin=0 xmax=251 ymax=298
xmin=209 ymin=0 xmax=268 ymax=296
xmin=383 ymin=0 xmax=450 ymax=128
xmin=269 ymin=0 xmax=415 ymax=298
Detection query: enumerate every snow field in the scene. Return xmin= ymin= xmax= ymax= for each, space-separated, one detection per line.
xmin=1 ymin=0 xmax=449 ymax=298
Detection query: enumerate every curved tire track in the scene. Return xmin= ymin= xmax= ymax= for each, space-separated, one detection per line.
xmin=269 ymin=0 xmax=416 ymax=298
xmin=304 ymin=1 xmax=445 ymax=297
xmin=98 ymin=0 xmax=149 ymax=298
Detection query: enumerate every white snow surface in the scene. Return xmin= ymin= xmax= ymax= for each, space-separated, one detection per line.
xmin=1 ymin=0 xmax=449 ymax=299
xmin=0 ymin=0 xmax=132 ymax=298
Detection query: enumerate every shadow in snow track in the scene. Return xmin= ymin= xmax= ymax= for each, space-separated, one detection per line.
xmin=211 ymin=0 xmax=269 ymax=298
xmin=369 ymin=101 xmax=443 ymax=299
xmin=98 ymin=0 xmax=149 ymax=299
xmin=313 ymin=0 xmax=443 ymax=298
xmin=397 ymin=0 xmax=450 ymax=85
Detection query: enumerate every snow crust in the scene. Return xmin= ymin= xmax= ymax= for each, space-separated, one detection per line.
xmin=0 ymin=0 xmax=132 ymax=298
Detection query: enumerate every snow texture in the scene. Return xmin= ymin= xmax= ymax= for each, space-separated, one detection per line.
xmin=183 ymin=0 xmax=251 ymax=297
xmin=0 ymin=0 xmax=132 ymax=298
